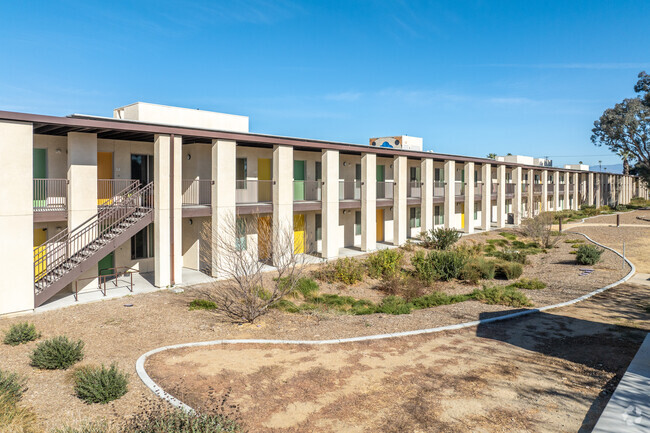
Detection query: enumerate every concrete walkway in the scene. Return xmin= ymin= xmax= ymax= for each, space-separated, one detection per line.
xmin=593 ymin=334 xmax=650 ymax=433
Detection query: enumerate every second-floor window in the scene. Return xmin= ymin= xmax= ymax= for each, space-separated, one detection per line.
xmin=409 ymin=207 xmax=421 ymax=228
xmin=236 ymin=158 xmax=247 ymax=189
xmin=410 ymin=167 xmax=421 ymax=183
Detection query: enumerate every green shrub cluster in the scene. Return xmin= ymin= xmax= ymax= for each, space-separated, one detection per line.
xmin=0 ymin=369 xmax=27 ymax=404
xmin=189 ymin=299 xmax=218 ymax=311
xmin=461 ymin=257 xmax=496 ymax=284
xmin=30 ymin=336 xmax=84 ymax=370
xmin=3 ymin=322 xmax=40 ymax=346
xmin=575 ymin=244 xmax=603 ymax=265
xmin=73 ymin=364 xmax=128 ymax=404
xmin=511 ymin=278 xmax=547 ymax=290
xmin=287 ymin=277 xmax=320 ymax=298
xmin=411 ymin=249 xmax=468 ymax=282
xmin=492 ymin=249 xmax=527 ymax=264
xmin=471 ymin=285 xmax=532 ymax=307
xmin=494 ymin=261 xmax=523 ymax=280
xmin=419 ymin=227 xmax=462 ymax=250
xmin=313 ymin=257 xmax=365 ymax=284
xmin=365 ymin=249 xmax=404 ymax=279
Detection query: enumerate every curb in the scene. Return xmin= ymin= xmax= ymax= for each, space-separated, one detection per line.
xmin=135 ymin=232 xmax=636 ymax=413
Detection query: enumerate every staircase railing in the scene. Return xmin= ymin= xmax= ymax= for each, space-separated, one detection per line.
xmin=34 ymin=183 xmax=154 ymax=290
xmin=98 ymin=179 xmax=140 ymax=207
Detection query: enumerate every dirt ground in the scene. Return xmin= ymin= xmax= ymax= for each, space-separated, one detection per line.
xmin=1 ymin=211 xmax=648 ymax=431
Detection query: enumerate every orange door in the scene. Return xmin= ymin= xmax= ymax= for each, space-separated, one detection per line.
xmin=258 ymin=216 xmax=272 ymax=261
xmin=97 ymin=152 xmax=113 ymax=205
xmin=376 ymin=209 xmax=384 ymax=242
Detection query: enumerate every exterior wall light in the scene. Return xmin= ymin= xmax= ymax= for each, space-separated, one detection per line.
xmin=187 ymin=154 xmax=191 ymax=160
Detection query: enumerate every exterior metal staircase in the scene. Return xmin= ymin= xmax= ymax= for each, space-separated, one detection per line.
xmin=34 ymin=182 xmax=154 ymax=307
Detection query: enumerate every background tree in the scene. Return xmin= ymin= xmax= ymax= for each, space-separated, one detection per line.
xmin=618 ymin=149 xmax=631 ymax=175
xmin=486 ymin=153 xmax=497 ymax=160
xmin=591 ymin=71 xmax=650 ymax=183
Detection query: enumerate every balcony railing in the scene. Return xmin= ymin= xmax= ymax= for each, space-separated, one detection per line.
xmin=559 ymin=184 xmax=566 ymax=193
xmin=491 ymin=182 xmax=498 ymax=195
xmin=339 ymin=180 xmax=361 ymax=200
xmin=505 ymin=183 xmax=515 ymax=194
xmin=98 ymin=179 xmax=139 ymax=206
xmin=236 ymin=179 xmax=273 ymax=204
xmin=454 ymin=181 xmax=465 ymax=196
xmin=474 ymin=182 xmax=482 ymax=199
xmin=377 ymin=181 xmax=394 ymax=200
xmin=433 ymin=181 xmax=445 ymax=197
xmin=33 ymin=179 xmax=67 ymax=211
xmin=548 ymin=183 xmax=555 ymax=194
xmin=183 ymin=179 xmax=213 ymax=206
xmin=533 ymin=184 xmax=543 ymax=193
xmin=294 ymin=180 xmax=321 ymax=201
xmin=407 ymin=181 xmax=421 ymax=199
xmin=522 ymin=184 xmax=529 ymax=193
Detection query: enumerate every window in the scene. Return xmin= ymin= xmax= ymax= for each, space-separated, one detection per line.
xmin=236 ymin=158 xmax=247 ymax=189
xmin=410 ymin=166 xmax=421 ymax=183
xmin=315 ymin=214 xmax=322 ymax=241
xmin=409 ymin=207 xmax=421 ymax=228
xmin=355 ymin=211 xmax=362 ymax=235
xmin=355 ymin=164 xmax=361 ymax=181
xmin=131 ymin=154 xmax=153 ymax=186
xmin=236 ymin=218 xmax=247 ymax=251
xmin=474 ymin=203 xmax=479 ymax=220
xmin=315 ymin=162 xmax=322 ymax=181
xmin=434 ymin=205 xmax=444 ymax=225
xmin=434 ymin=168 xmax=444 ymax=182
xmin=131 ymin=224 xmax=154 ymax=259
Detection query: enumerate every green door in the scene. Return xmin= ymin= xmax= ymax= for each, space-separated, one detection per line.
xmin=377 ymin=165 xmax=385 ymax=198
xmin=98 ymin=252 xmax=115 ymax=278
xmin=293 ymin=160 xmax=305 ymax=200
xmin=33 ymin=149 xmax=47 ymax=206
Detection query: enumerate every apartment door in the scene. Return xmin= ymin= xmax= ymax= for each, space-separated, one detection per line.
xmin=97 ymin=152 xmax=113 ymax=205
xmin=33 ymin=149 xmax=47 ymax=207
xmin=376 ymin=209 xmax=384 ymax=242
xmin=98 ymin=252 xmax=114 ymax=278
xmin=34 ymin=228 xmax=47 ymax=281
xmin=460 ymin=203 xmax=465 ymax=229
xmin=258 ymin=216 xmax=272 ymax=261
xmin=377 ymin=165 xmax=385 ymax=198
xmin=293 ymin=160 xmax=305 ymax=201
xmin=294 ymin=214 xmax=305 ymax=254
xmin=258 ymin=158 xmax=272 ymax=201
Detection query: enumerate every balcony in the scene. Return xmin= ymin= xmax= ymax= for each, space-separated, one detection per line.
xmin=236 ymin=180 xmax=273 ymax=204
xmin=533 ymin=184 xmax=543 ymax=194
xmin=548 ymin=183 xmax=555 ymax=194
xmin=294 ymin=180 xmax=321 ymax=201
xmin=559 ymin=184 xmax=566 ymax=193
xmin=505 ymin=183 xmax=515 ymax=195
xmin=433 ymin=181 xmax=445 ymax=197
xmin=33 ymin=178 xmax=67 ymax=212
xmin=491 ymin=182 xmax=498 ymax=196
xmin=182 ymin=179 xmax=213 ymax=206
xmin=522 ymin=184 xmax=529 ymax=193
xmin=407 ymin=181 xmax=421 ymax=199
xmin=339 ymin=180 xmax=361 ymax=200
xmin=474 ymin=182 xmax=482 ymax=199
xmin=377 ymin=181 xmax=394 ymax=200
xmin=454 ymin=181 xmax=465 ymax=196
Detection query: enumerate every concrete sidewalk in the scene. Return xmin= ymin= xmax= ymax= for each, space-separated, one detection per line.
xmin=593 ymin=334 xmax=650 ymax=432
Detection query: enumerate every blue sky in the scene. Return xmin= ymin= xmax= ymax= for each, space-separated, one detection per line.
xmin=1 ymin=1 xmax=648 ymax=168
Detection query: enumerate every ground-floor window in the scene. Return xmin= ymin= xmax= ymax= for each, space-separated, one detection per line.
xmin=131 ymin=224 xmax=154 ymax=259
xmin=434 ymin=205 xmax=444 ymax=225
xmin=355 ymin=211 xmax=362 ymax=235
xmin=315 ymin=214 xmax=322 ymax=241
xmin=409 ymin=207 xmax=421 ymax=228
xmin=236 ymin=217 xmax=247 ymax=251
xmin=474 ymin=202 xmax=479 ymax=220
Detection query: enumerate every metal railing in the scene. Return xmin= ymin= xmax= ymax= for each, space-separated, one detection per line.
xmin=34 ymin=183 xmax=154 ymax=291
xmin=183 ymin=179 xmax=213 ymax=206
xmin=533 ymin=184 xmax=543 ymax=193
xmin=339 ymin=180 xmax=361 ymax=200
xmin=491 ymin=182 xmax=498 ymax=195
xmin=97 ymin=179 xmax=139 ymax=207
xmin=559 ymin=184 xmax=566 ymax=193
xmin=407 ymin=181 xmax=421 ymax=199
xmin=377 ymin=181 xmax=394 ymax=199
xmin=236 ymin=179 xmax=274 ymax=203
xmin=33 ymin=178 xmax=67 ymax=211
xmin=74 ymin=266 xmax=139 ymax=301
xmin=474 ymin=182 xmax=482 ymax=199
xmin=433 ymin=181 xmax=445 ymax=197
xmin=522 ymin=184 xmax=529 ymax=193
xmin=454 ymin=181 xmax=465 ymax=196
xmin=294 ymin=180 xmax=321 ymax=201
xmin=505 ymin=183 xmax=516 ymax=194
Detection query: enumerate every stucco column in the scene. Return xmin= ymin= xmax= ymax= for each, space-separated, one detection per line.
xmin=321 ymin=150 xmax=339 ymax=260
xmin=464 ymin=162 xmax=474 ymax=233
xmin=0 ymin=121 xmax=34 ymax=315
xmin=444 ymin=160 xmax=455 ymax=229
xmin=154 ymin=135 xmax=171 ymax=286
xmin=541 ymin=170 xmax=548 ymax=212
xmin=211 ymin=139 xmax=236 ymax=278
xmin=361 ymin=153 xmax=376 ymax=251
xmin=481 ymin=163 xmax=492 ymax=230
xmin=496 ymin=165 xmax=506 ymax=228
xmin=595 ymin=174 xmax=601 ymax=208
xmin=553 ymin=172 xmax=560 ymax=211
xmin=393 ymin=155 xmax=407 ymax=245
xmin=513 ymin=167 xmax=523 ymax=225
xmin=171 ymin=136 xmax=182 ymax=284
xmin=273 ymin=145 xmax=294 ymax=266
xmin=588 ymin=173 xmax=594 ymax=206
xmin=527 ymin=169 xmax=534 ymax=218
xmin=421 ymin=159 xmax=433 ymax=234
xmin=572 ymin=172 xmax=579 ymax=210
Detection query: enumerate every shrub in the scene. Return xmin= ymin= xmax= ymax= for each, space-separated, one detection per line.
xmin=511 ymin=278 xmax=547 ymax=290
xmin=411 ymin=251 xmax=437 ymax=283
xmin=366 ymin=249 xmax=404 ymax=279
xmin=189 ymin=299 xmax=217 ymax=310
xmin=313 ymin=258 xmax=364 ymax=284
xmin=575 ymin=244 xmax=603 ymax=265
xmin=0 ymin=394 xmax=38 ymax=433
xmin=521 ymin=212 xmax=558 ymax=248
xmin=3 ymin=322 xmax=40 ymax=346
xmin=74 ymin=364 xmax=128 ymax=404
xmin=0 ymin=369 xmax=27 ymax=404
xmin=122 ymin=404 xmax=244 ymax=433
xmin=52 ymin=421 xmax=111 ymax=433
xmin=461 ymin=258 xmax=496 ymax=284
xmin=410 ymin=292 xmax=470 ymax=308
xmin=494 ymin=261 xmax=523 ymax=280
xmin=499 ymin=232 xmax=517 ymax=241
xmin=378 ymin=275 xmax=426 ymax=301
xmin=492 ymin=249 xmax=527 ymax=264
xmin=374 ymin=296 xmax=412 ymax=315
xmin=30 ymin=336 xmax=84 ymax=370
xmin=427 ymin=250 xmax=468 ymax=281
xmin=279 ymin=276 xmax=319 ymax=298
xmin=615 ymin=204 xmax=627 ymax=211
xmin=471 ymin=285 xmax=532 ymax=307
xmin=419 ymin=227 xmax=461 ymax=250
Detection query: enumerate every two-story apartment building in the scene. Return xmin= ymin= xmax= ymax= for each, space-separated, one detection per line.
xmin=1 ymin=103 xmax=647 ymax=316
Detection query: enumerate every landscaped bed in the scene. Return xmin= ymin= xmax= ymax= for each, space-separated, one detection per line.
xmin=0 ymin=212 xmax=647 ymax=431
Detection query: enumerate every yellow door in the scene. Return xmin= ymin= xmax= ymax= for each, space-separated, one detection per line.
xmin=258 ymin=158 xmax=272 ymax=202
xmin=461 ymin=203 xmax=465 ymax=229
xmin=376 ymin=209 xmax=384 ymax=242
xmin=34 ymin=228 xmax=47 ymax=281
xmin=97 ymin=152 xmax=113 ymax=205
xmin=258 ymin=216 xmax=272 ymax=261
xmin=294 ymin=214 xmax=305 ymax=254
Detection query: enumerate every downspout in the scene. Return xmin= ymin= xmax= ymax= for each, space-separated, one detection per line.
xmin=170 ymin=133 xmax=175 ymax=285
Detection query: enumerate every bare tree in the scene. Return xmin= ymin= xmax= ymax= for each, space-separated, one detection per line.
xmin=519 ymin=212 xmax=559 ymax=248
xmin=198 ymin=213 xmax=306 ymax=323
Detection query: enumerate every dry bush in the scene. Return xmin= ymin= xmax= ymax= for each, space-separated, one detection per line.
xmin=198 ymin=214 xmax=306 ymax=323
xmin=520 ymin=212 xmax=558 ymax=248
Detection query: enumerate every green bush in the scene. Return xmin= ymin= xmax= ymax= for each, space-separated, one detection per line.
xmin=615 ymin=204 xmax=627 ymax=211
xmin=366 ymin=249 xmax=404 ymax=279
xmin=575 ymin=244 xmax=603 ymax=265
xmin=30 ymin=336 xmax=84 ymax=370
xmin=0 ymin=369 xmax=27 ymax=404
xmin=510 ymin=278 xmax=547 ymax=290
xmin=313 ymin=257 xmax=365 ymax=284
xmin=499 ymin=232 xmax=517 ymax=241
xmin=427 ymin=250 xmax=468 ymax=281
xmin=374 ymin=296 xmax=412 ymax=315
xmin=189 ymin=299 xmax=217 ymax=311
xmin=3 ymin=322 xmax=40 ymax=346
xmin=411 ymin=251 xmax=437 ymax=283
xmin=410 ymin=292 xmax=470 ymax=308
xmin=494 ymin=261 xmax=523 ymax=280
xmin=492 ymin=249 xmax=527 ymax=264
xmin=419 ymin=227 xmax=462 ymax=250
xmin=279 ymin=276 xmax=319 ymax=298
xmin=461 ymin=258 xmax=496 ymax=283
xmin=74 ymin=364 xmax=128 ymax=404
xmin=471 ymin=285 xmax=532 ymax=307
